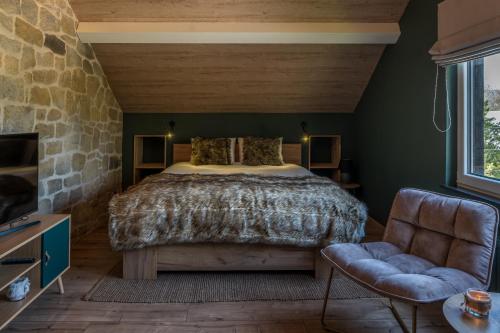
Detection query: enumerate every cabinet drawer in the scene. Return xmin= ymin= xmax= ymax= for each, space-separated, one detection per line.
xmin=41 ymin=218 xmax=70 ymax=288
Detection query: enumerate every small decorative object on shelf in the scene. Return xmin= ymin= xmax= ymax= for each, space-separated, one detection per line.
xmin=464 ymin=289 xmax=492 ymax=318
xmin=7 ymin=276 xmax=30 ymax=302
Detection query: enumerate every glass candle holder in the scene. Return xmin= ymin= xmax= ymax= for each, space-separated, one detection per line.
xmin=464 ymin=289 xmax=492 ymax=318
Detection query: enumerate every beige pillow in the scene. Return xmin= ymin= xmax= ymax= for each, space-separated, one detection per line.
xmin=190 ymin=137 xmax=232 ymax=165
xmin=240 ymin=137 xmax=284 ymax=166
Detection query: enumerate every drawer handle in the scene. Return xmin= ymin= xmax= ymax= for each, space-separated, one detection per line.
xmin=43 ymin=251 xmax=51 ymax=266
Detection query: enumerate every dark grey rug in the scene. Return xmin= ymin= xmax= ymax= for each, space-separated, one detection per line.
xmin=84 ymin=269 xmax=381 ymax=303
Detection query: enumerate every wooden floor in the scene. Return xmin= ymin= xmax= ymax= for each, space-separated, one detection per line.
xmin=5 ymin=225 xmax=455 ymax=333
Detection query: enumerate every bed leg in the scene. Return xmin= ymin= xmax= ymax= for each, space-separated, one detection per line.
xmin=123 ymin=247 xmax=158 ymax=280
xmin=314 ymin=249 xmax=330 ymax=280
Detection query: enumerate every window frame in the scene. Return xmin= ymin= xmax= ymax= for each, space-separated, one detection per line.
xmin=457 ymin=61 xmax=500 ymax=198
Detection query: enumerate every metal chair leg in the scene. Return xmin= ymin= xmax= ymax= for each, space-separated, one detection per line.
xmin=320 ymin=268 xmax=343 ymax=333
xmin=412 ymin=304 xmax=417 ymax=333
xmin=388 ymin=299 xmax=418 ymax=333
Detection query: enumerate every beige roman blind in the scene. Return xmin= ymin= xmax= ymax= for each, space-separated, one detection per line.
xmin=429 ymin=0 xmax=500 ymax=65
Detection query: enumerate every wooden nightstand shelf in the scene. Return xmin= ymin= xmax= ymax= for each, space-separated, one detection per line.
xmin=134 ymin=135 xmax=168 ymax=184
xmin=0 ymin=214 xmax=70 ymax=330
xmin=308 ymin=135 xmax=341 ymax=181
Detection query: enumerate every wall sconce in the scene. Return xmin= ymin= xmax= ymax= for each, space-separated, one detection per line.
xmin=300 ymin=121 xmax=309 ymax=143
xmin=166 ymin=121 xmax=175 ymax=140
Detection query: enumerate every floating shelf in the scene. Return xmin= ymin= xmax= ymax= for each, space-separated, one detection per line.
xmin=134 ymin=135 xmax=167 ymax=184
xmin=308 ymin=135 xmax=341 ymax=181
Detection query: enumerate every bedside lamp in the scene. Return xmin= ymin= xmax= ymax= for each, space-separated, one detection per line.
xmin=300 ymin=121 xmax=309 ymax=143
xmin=166 ymin=121 xmax=175 ymax=140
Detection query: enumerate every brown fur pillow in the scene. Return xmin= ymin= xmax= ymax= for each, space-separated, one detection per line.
xmin=241 ymin=137 xmax=284 ymax=166
xmin=190 ymin=137 xmax=231 ymax=165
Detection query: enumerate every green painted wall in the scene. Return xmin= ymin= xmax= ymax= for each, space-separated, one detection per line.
xmin=354 ymin=0 xmax=500 ymax=290
xmin=123 ymin=113 xmax=355 ymax=188
xmin=354 ymin=0 xmax=450 ymax=223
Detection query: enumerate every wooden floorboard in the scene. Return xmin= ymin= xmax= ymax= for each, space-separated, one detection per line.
xmin=4 ymin=224 xmax=454 ymax=333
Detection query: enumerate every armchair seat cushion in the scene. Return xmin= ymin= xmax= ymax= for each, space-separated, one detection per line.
xmin=322 ymin=242 xmax=484 ymax=303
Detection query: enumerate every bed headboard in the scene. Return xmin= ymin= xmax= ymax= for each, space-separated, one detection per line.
xmin=173 ymin=143 xmax=302 ymax=165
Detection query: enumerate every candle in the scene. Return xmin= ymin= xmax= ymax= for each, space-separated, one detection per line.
xmin=464 ymin=289 xmax=492 ymax=318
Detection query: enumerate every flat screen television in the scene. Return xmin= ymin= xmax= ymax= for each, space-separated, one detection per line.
xmin=0 ymin=133 xmax=38 ymax=226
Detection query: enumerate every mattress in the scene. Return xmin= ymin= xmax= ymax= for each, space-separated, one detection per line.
xmin=163 ymin=162 xmax=313 ymax=177
xmin=109 ymin=163 xmax=367 ymax=251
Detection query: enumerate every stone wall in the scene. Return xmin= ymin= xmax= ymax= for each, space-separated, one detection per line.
xmin=0 ymin=0 xmax=122 ymax=239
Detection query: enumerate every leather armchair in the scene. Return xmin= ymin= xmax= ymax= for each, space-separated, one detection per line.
xmin=321 ymin=188 xmax=499 ymax=333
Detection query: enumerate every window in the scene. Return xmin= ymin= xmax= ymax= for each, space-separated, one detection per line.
xmin=458 ymin=54 xmax=500 ymax=198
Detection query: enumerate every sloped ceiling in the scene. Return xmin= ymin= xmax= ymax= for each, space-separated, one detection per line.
xmin=70 ymin=0 xmax=409 ymax=113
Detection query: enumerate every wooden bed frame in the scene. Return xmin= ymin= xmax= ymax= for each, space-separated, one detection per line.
xmin=123 ymin=143 xmax=329 ymax=280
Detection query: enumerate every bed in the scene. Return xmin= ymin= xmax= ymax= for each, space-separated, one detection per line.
xmin=109 ymin=143 xmax=367 ymax=280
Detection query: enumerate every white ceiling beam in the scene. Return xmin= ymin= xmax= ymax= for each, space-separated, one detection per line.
xmin=77 ymin=22 xmax=401 ymax=44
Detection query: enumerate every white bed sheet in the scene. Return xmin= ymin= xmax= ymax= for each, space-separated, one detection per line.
xmin=163 ymin=162 xmax=313 ymax=177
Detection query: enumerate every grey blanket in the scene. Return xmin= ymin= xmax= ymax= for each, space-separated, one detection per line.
xmin=109 ymin=173 xmax=367 ymax=251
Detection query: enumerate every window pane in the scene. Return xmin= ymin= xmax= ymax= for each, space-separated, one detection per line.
xmin=470 ymin=53 xmax=500 ymax=181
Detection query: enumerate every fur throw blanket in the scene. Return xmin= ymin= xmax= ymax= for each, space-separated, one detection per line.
xmin=109 ymin=173 xmax=367 ymax=251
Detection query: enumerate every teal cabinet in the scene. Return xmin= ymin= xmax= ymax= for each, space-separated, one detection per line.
xmin=41 ymin=218 xmax=70 ymax=288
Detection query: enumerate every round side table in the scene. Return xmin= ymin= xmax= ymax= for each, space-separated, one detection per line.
xmin=443 ymin=293 xmax=500 ymax=333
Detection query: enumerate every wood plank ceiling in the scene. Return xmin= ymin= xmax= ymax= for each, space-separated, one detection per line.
xmin=70 ymin=0 xmax=409 ymax=113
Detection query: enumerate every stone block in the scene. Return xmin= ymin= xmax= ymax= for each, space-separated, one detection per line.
xmin=20 ymin=45 xmax=35 ymax=69
xmin=77 ymin=43 xmax=94 ymax=60
xmin=71 ymin=68 xmax=86 ymax=93
xmin=82 ymin=159 xmax=99 ymax=182
xmin=0 ymin=75 xmax=24 ymax=102
xmin=60 ymin=34 xmax=75 ymax=48
xmin=43 ymin=34 xmax=65 ymax=55
xmin=59 ymin=70 xmax=72 ymax=88
xmin=39 ymin=158 xmax=54 ymax=178
xmin=50 ymin=87 xmax=65 ymax=109
xmin=108 ymin=107 xmax=119 ymax=121
xmin=54 ymin=56 xmax=64 ymax=70
xmin=52 ymin=191 xmax=68 ymax=212
xmin=66 ymin=46 xmax=81 ymax=67
xmin=0 ymin=11 xmax=13 ymax=33
xmin=38 ymin=198 xmax=51 ymax=214
xmin=20 ymin=0 xmax=38 ymax=25
xmin=36 ymin=51 xmax=54 ymax=67
xmin=47 ymin=178 xmax=62 ymax=194
xmin=4 ymin=55 xmax=19 ymax=75
xmin=56 ymin=156 xmax=70 ymax=175
xmin=36 ymin=109 xmax=46 ymax=121
xmin=35 ymin=123 xmax=54 ymax=139
xmin=47 ymin=108 xmax=62 ymax=121
xmin=0 ymin=35 xmax=21 ymax=54
xmin=72 ymin=153 xmax=86 ymax=171
xmin=15 ymin=17 xmax=42 ymax=46
xmin=64 ymin=174 xmax=81 ymax=187
xmin=81 ymin=134 xmax=92 ymax=152
xmin=30 ymin=86 xmax=51 ymax=106
xmin=56 ymin=122 xmax=69 ymax=137
xmin=33 ymin=69 xmax=58 ymax=84
xmin=3 ymin=105 xmax=34 ymax=132
xmin=46 ymin=141 xmax=62 ymax=155
xmin=86 ymin=76 xmax=100 ymax=97
xmin=39 ymin=7 xmax=59 ymax=32
xmin=60 ymin=14 xmax=75 ymax=36
xmin=83 ymin=59 xmax=93 ymax=74
xmin=3 ymin=0 xmax=21 ymax=15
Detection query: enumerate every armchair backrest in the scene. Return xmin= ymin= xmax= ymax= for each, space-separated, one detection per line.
xmin=383 ymin=188 xmax=499 ymax=286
